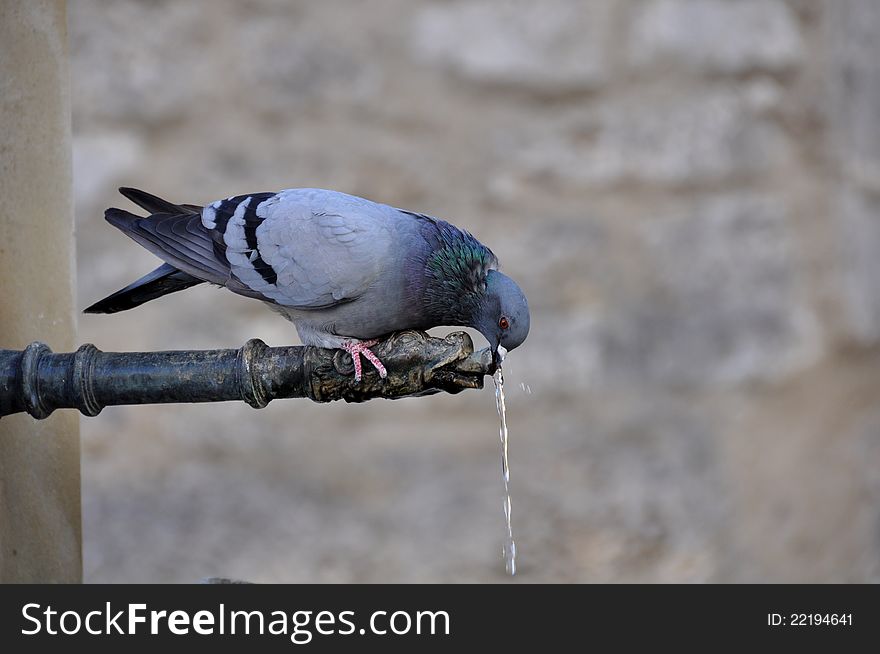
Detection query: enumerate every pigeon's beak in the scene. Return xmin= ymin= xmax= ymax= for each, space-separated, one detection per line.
xmin=491 ymin=344 xmax=508 ymax=371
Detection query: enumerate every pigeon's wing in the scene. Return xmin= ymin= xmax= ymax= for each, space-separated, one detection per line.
xmin=105 ymin=208 xmax=235 ymax=285
xmin=224 ymin=189 xmax=393 ymax=309
xmin=106 ymin=188 xmax=393 ymax=308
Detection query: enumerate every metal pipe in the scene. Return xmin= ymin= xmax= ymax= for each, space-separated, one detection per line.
xmin=0 ymin=331 xmax=492 ymax=419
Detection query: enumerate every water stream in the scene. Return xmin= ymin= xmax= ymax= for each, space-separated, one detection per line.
xmin=492 ymin=365 xmax=516 ymax=576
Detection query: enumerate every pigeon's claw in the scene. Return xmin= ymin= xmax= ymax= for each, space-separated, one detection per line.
xmin=341 ymin=339 xmax=387 ymax=382
xmin=357 ymin=340 xmax=388 ymax=380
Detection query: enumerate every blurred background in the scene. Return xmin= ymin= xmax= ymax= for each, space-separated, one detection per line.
xmin=71 ymin=0 xmax=880 ymax=582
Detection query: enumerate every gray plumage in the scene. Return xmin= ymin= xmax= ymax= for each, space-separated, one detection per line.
xmin=86 ymin=187 xmax=530 ymax=370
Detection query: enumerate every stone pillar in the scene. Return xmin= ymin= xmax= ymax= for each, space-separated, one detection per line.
xmin=0 ymin=0 xmax=81 ymax=582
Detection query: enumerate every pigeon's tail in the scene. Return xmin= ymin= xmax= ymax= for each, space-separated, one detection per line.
xmin=85 ymin=188 xmax=219 ymax=314
xmin=84 ymin=262 xmax=203 ymax=314
xmin=117 ymin=186 xmax=203 ymax=215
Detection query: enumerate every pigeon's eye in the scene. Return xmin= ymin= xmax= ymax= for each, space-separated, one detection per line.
xmin=499 ymin=317 xmax=510 ymax=330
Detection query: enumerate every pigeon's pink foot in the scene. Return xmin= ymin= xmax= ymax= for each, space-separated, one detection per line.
xmin=341 ymin=339 xmax=387 ymax=382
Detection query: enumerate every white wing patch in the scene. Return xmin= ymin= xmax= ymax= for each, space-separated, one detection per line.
xmin=201 ymin=199 xmax=227 ymax=230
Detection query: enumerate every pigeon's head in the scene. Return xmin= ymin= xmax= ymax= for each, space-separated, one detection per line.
xmin=473 ymin=270 xmax=530 ymax=368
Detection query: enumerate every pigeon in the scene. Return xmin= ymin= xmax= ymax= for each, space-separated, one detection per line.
xmin=85 ymin=187 xmax=530 ymax=381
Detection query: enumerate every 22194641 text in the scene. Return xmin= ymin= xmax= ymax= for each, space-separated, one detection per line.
xmin=768 ymin=614 xmax=853 ymax=627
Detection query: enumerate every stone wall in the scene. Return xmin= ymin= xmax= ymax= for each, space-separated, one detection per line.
xmin=71 ymin=0 xmax=880 ymax=582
